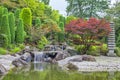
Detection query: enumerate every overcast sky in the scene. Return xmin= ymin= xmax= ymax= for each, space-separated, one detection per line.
xmin=49 ymin=0 xmax=118 ymax=16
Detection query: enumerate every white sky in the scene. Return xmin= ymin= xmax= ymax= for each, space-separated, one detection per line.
xmin=50 ymin=0 xmax=119 ymax=16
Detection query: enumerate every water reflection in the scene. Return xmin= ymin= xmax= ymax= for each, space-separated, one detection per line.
xmin=2 ymin=63 xmax=120 ymax=80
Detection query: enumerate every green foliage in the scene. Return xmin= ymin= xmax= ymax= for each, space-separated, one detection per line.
xmin=66 ymin=0 xmax=109 ymax=18
xmin=37 ymin=36 xmax=49 ymax=50
xmin=87 ymin=46 xmax=100 ymax=56
xmin=35 ymin=17 xmax=41 ymax=28
xmin=0 ymin=34 xmax=8 ymax=48
xmin=100 ymin=44 xmax=108 ymax=55
xmin=57 ymin=32 xmax=65 ymax=42
xmin=0 ymin=7 xmax=4 ymax=27
xmin=0 ymin=47 xmax=7 ymax=55
xmin=15 ymin=19 xmax=24 ymax=43
xmin=75 ymin=45 xmax=85 ymax=54
xmin=18 ymin=44 xmax=25 ymax=49
xmin=59 ymin=22 xmax=64 ymax=31
xmin=14 ymin=9 xmax=20 ymax=21
xmin=20 ymin=8 xmax=32 ymax=30
xmin=10 ymin=47 xmax=21 ymax=54
xmin=66 ymin=16 xmax=77 ymax=24
xmin=8 ymin=12 xmax=15 ymax=43
xmin=1 ymin=14 xmax=11 ymax=45
xmin=3 ymin=7 xmax=8 ymax=14
xmin=59 ymin=15 xmax=65 ymax=24
xmin=115 ymin=47 xmax=120 ymax=57
xmin=50 ymin=10 xmax=60 ymax=22
xmin=41 ymin=0 xmax=50 ymax=5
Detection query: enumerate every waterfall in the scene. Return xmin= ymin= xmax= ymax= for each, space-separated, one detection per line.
xmin=34 ymin=52 xmax=45 ymax=63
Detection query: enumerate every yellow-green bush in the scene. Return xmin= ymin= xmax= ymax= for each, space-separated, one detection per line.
xmin=18 ymin=44 xmax=25 ymax=49
xmin=37 ymin=36 xmax=49 ymax=50
xmin=0 ymin=48 xmax=7 ymax=55
xmin=100 ymin=44 xmax=108 ymax=55
xmin=115 ymin=47 xmax=120 ymax=57
xmin=87 ymin=46 xmax=100 ymax=56
xmin=10 ymin=47 xmax=21 ymax=54
xmin=75 ymin=45 xmax=85 ymax=54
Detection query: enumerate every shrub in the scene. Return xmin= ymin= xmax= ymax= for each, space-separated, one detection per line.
xmin=0 ymin=48 xmax=7 ymax=55
xmin=115 ymin=47 xmax=120 ymax=57
xmin=0 ymin=7 xmax=4 ymax=27
xmin=10 ymin=47 xmax=21 ymax=54
xmin=18 ymin=44 xmax=25 ymax=49
xmin=35 ymin=17 xmax=41 ymax=28
xmin=3 ymin=8 xmax=8 ymax=14
xmin=87 ymin=46 xmax=100 ymax=56
xmin=59 ymin=22 xmax=64 ymax=31
xmin=0 ymin=34 xmax=8 ymax=48
xmin=1 ymin=15 xmax=11 ymax=45
xmin=20 ymin=8 xmax=32 ymax=31
xmin=75 ymin=45 xmax=85 ymax=54
xmin=15 ymin=19 xmax=25 ymax=43
xmin=100 ymin=44 xmax=108 ymax=55
xmin=8 ymin=12 xmax=15 ymax=43
xmin=37 ymin=36 xmax=49 ymax=50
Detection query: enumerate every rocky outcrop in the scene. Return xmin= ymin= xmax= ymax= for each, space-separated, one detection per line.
xmin=0 ymin=64 xmax=7 ymax=74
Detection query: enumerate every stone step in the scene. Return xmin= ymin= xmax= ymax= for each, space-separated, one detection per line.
xmin=108 ymin=47 xmax=115 ymax=49
xmin=108 ymin=45 xmax=116 ymax=47
xmin=108 ymin=42 xmax=115 ymax=45
xmin=108 ymin=38 xmax=115 ymax=40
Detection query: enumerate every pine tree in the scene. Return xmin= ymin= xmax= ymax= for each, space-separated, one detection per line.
xmin=20 ymin=8 xmax=32 ymax=31
xmin=1 ymin=15 xmax=11 ymax=45
xmin=0 ymin=34 xmax=8 ymax=48
xmin=8 ymin=12 xmax=15 ymax=43
xmin=15 ymin=19 xmax=24 ymax=43
xmin=0 ymin=7 xmax=3 ymax=28
xmin=3 ymin=8 xmax=8 ymax=14
xmin=59 ymin=22 xmax=64 ymax=31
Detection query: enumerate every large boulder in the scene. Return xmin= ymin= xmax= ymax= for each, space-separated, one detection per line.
xmin=67 ymin=47 xmax=79 ymax=56
xmin=0 ymin=64 xmax=7 ymax=74
xmin=21 ymin=52 xmax=32 ymax=62
xmin=82 ymin=55 xmax=96 ymax=61
xmin=65 ymin=62 xmax=79 ymax=71
xmin=12 ymin=58 xmax=29 ymax=67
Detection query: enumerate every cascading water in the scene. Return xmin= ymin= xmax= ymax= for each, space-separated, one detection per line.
xmin=34 ymin=52 xmax=45 ymax=63
xmin=34 ymin=52 xmax=46 ymax=71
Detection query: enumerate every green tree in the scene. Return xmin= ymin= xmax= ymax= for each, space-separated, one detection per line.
xmin=15 ymin=19 xmax=24 ymax=43
xmin=105 ymin=2 xmax=120 ymax=47
xmin=66 ymin=0 xmax=109 ymax=18
xmin=3 ymin=8 xmax=8 ymax=14
xmin=35 ymin=17 xmax=41 ymax=28
xmin=1 ymin=15 xmax=11 ymax=44
xmin=50 ymin=10 xmax=60 ymax=23
xmin=20 ymin=8 xmax=32 ymax=31
xmin=0 ymin=34 xmax=8 ymax=48
xmin=8 ymin=12 xmax=15 ymax=43
xmin=41 ymin=0 xmax=50 ymax=5
xmin=0 ymin=7 xmax=4 ymax=28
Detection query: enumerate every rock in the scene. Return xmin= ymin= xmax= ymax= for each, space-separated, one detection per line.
xmin=67 ymin=48 xmax=78 ymax=56
xmin=66 ymin=62 xmax=79 ymax=71
xmin=82 ymin=55 xmax=96 ymax=61
xmin=12 ymin=58 xmax=28 ymax=67
xmin=0 ymin=64 xmax=7 ymax=74
xmin=21 ymin=52 xmax=32 ymax=62
xmin=69 ymin=57 xmax=82 ymax=62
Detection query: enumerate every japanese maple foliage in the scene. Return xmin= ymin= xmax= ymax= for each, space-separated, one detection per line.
xmin=65 ymin=17 xmax=111 ymax=37
xmin=65 ymin=17 xmax=111 ymax=54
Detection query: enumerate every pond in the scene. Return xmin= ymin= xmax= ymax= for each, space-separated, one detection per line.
xmin=1 ymin=62 xmax=120 ymax=80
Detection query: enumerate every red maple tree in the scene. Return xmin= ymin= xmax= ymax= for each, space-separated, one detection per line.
xmin=65 ymin=17 xmax=111 ymax=54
